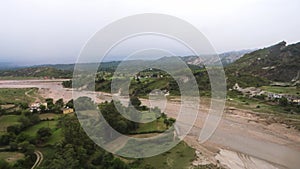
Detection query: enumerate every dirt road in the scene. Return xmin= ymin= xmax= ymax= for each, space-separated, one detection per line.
xmin=31 ymin=151 xmax=43 ymax=169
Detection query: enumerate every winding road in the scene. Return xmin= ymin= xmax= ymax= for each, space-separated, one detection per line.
xmin=31 ymin=151 xmax=43 ymax=169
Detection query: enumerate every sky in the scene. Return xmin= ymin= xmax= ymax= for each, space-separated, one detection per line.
xmin=0 ymin=0 xmax=300 ymax=65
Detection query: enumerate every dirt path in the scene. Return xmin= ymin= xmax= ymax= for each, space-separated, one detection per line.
xmin=25 ymin=88 xmax=41 ymax=103
xmin=31 ymin=151 xmax=43 ymax=169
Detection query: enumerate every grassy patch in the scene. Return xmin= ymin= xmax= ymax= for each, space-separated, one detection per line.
xmin=46 ymin=128 xmax=63 ymax=145
xmin=39 ymin=113 xmax=60 ymax=120
xmin=0 ymin=115 xmax=20 ymax=132
xmin=0 ymin=152 xmax=24 ymax=164
xmin=138 ymin=142 xmax=195 ymax=169
xmin=22 ymin=121 xmax=58 ymax=137
xmin=0 ymin=76 xmax=39 ymax=80
xmin=226 ymin=95 xmax=300 ymax=130
xmin=260 ymin=86 xmax=300 ymax=95
xmin=0 ymin=88 xmax=38 ymax=104
xmin=135 ymin=118 xmax=167 ymax=133
xmin=21 ymin=120 xmax=63 ymax=145
xmin=38 ymin=147 xmax=56 ymax=167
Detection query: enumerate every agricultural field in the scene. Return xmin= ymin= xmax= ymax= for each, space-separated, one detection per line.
xmin=137 ymin=142 xmax=195 ymax=169
xmin=226 ymin=94 xmax=300 ymax=130
xmin=0 ymin=152 xmax=24 ymax=164
xmin=21 ymin=120 xmax=63 ymax=146
xmin=22 ymin=121 xmax=58 ymax=137
xmin=260 ymin=86 xmax=300 ymax=95
xmin=0 ymin=115 xmax=20 ymax=133
xmin=135 ymin=117 xmax=167 ymax=134
xmin=39 ymin=113 xmax=60 ymax=120
xmin=0 ymin=88 xmax=38 ymax=104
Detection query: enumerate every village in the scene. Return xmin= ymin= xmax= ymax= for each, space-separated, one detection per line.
xmin=232 ymin=83 xmax=300 ymax=105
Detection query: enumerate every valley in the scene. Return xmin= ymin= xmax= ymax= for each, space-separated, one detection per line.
xmin=0 ymin=79 xmax=299 ymax=169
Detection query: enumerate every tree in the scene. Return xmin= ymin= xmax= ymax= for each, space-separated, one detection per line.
xmin=16 ymin=133 xmax=30 ymax=143
xmin=0 ymin=159 xmax=11 ymax=169
xmin=0 ymin=106 xmax=4 ymax=115
xmin=66 ymin=99 xmax=74 ymax=108
xmin=62 ymin=80 xmax=72 ymax=88
xmin=55 ymin=99 xmax=64 ymax=109
xmin=296 ymin=83 xmax=300 ymax=89
xmin=0 ymin=134 xmax=11 ymax=146
xmin=279 ymin=97 xmax=288 ymax=107
xmin=164 ymin=119 xmax=170 ymax=128
xmin=19 ymin=102 xmax=29 ymax=109
xmin=130 ymin=96 xmax=141 ymax=109
xmin=29 ymin=114 xmax=40 ymax=125
xmin=164 ymin=118 xmax=176 ymax=128
xmin=46 ymin=98 xmax=54 ymax=110
xmin=19 ymin=141 xmax=34 ymax=155
xmin=7 ymin=125 xmax=21 ymax=135
xmin=39 ymin=104 xmax=46 ymax=113
xmin=9 ymin=141 xmax=18 ymax=151
xmin=37 ymin=127 xmax=52 ymax=143
xmin=111 ymin=158 xmax=129 ymax=169
xmin=19 ymin=116 xmax=31 ymax=129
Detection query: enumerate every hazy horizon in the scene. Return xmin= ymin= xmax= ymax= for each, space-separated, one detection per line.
xmin=1 ymin=0 xmax=300 ymax=65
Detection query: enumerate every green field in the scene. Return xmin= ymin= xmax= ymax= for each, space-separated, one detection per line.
xmin=22 ymin=120 xmax=63 ymax=145
xmin=46 ymin=128 xmax=63 ymax=145
xmin=0 ymin=88 xmax=38 ymax=104
xmin=0 ymin=152 xmax=24 ymax=164
xmin=260 ymin=86 xmax=300 ymax=95
xmin=0 ymin=115 xmax=20 ymax=133
xmin=0 ymin=76 xmax=40 ymax=80
xmin=22 ymin=121 xmax=58 ymax=137
xmin=138 ymin=142 xmax=195 ymax=169
xmin=226 ymin=95 xmax=300 ymax=130
xmin=135 ymin=118 xmax=167 ymax=133
xmin=39 ymin=113 xmax=60 ymax=120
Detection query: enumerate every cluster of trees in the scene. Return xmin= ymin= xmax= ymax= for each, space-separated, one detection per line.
xmin=42 ymin=115 xmax=131 ymax=169
xmin=0 ymin=102 xmax=29 ymax=116
xmin=44 ymin=98 xmax=64 ymax=114
xmin=99 ymin=100 xmax=140 ymax=135
xmin=62 ymin=80 xmax=72 ymax=88
xmin=6 ymin=111 xmax=40 ymax=135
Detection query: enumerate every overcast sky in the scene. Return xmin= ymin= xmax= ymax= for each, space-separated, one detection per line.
xmin=0 ymin=0 xmax=299 ymax=65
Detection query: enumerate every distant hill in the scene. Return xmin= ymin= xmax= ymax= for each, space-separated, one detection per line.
xmin=0 ymin=62 xmax=23 ymax=70
xmin=227 ymin=41 xmax=300 ymax=83
xmin=0 ymin=66 xmax=72 ymax=78
xmin=181 ymin=50 xmax=253 ymax=66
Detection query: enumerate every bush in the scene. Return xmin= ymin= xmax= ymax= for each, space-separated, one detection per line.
xmin=0 ymin=159 xmax=11 ymax=169
xmin=279 ymin=97 xmax=288 ymax=107
xmin=7 ymin=125 xmax=21 ymax=135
